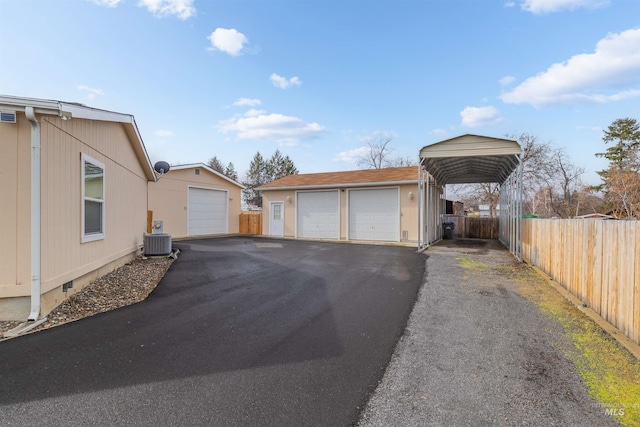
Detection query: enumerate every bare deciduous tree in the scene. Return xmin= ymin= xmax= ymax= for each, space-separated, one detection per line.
xmin=455 ymin=133 xmax=590 ymax=218
xmin=357 ymin=135 xmax=417 ymax=169
xmin=358 ymin=135 xmax=393 ymax=169
xmin=604 ymin=168 xmax=640 ymax=219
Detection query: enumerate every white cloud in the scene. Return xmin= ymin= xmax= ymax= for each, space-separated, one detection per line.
xmin=501 ymin=28 xmax=640 ymax=107
xmin=77 ymin=85 xmax=104 ymax=100
xmin=244 ymin=109 xmax=266 ymax=117
xmin=138 ymin=0 xmax=195 ymax=20
xmin=154 ymin=130 xmax=174 ymax=137
xmin=432 ymin=128 xmax=448 ymax=135
xmin=460 ymin=106 xmax=505 ymax=127
xmin=520 ymin=0 xmax=609 ymax=14
xmin=504 ymin=1 xmax=516 ymax=7
xmin=92 ymin=0 xmax=123 ymax=7
xmin=218 ymin=112 xmax=325 ymax=146
xmin=499 ymin=76 xmax=516 ymax=86
xmin=207 ymin=28 xmax=248 ymax=56
xmin=270 ymin=73 xmax=303 ymax=89
xmin=333 ymin=146 xmax=370 ymax=163
xmin=233 ymin=98 xmax=261 ymax=107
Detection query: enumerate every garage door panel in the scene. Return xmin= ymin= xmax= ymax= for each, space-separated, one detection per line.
xmin=297 ymin=191 xmax=339 ymax=239
xmin=188 ymin=188 xmax=227 ymax=236
xmin=349 ymin=188 xmax=399 ymax=241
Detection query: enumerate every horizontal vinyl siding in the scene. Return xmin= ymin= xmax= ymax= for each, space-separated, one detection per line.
xmin=39 ymin=117 xmax=148 ymax=293
xmin=0 ymin=114 xmax=31 ymax=292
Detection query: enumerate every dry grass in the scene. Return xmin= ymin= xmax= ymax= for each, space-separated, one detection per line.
xmin=502 ymin=263 xmax=640 ymax=426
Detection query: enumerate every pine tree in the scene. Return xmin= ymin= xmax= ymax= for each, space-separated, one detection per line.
xmin=243 ymin=152 xmax=268 ymax=207
xmin=595 ymin=117 xmax=640 ymax=218
xmin=596 ymin=118 xmax=640 ymax=171
xmin=207 ymin=156 xmax=225 ymax=174
xmin=225 ymin=162 xmax=238 ymax=182
xmin=266 ymin=150 xmax=299 ymax=181
xmin=242 ymin=151 xmax=299 ymax=207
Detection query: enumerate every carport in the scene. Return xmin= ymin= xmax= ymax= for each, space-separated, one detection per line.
xmin=417 ymin=134 xmax=523 ymax=260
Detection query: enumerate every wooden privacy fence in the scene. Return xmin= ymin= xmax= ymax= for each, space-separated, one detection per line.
xmin=445 ymin=216 xmax=499 ymax=240
xmin=239 ymin=211 xmax=262 ymax=235
xmin=522 ymin=219 xmax=639 ymax=345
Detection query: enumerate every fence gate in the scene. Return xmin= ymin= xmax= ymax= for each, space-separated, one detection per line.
xmin=239 ymin=212 xmax=262 ymax=235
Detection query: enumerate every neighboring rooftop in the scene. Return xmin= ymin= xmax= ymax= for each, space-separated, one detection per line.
xmin=258 ymin=166 xmax=418 ymax=190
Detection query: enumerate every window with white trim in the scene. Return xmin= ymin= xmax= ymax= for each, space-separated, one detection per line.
xmin=82 ymin=154 xmax=105 ymax=242
xmin=273 ymin=203 xmax=282 ymax=220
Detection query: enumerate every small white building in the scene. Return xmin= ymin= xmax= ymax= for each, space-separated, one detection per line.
xmin=478 ymin=204 xmax=500 ymax=217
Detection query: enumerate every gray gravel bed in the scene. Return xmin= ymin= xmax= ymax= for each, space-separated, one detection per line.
xmin=0 ymin=256 xmax=173 ymax=339
xmin=358 ymin=239 xmax=617 ymax=427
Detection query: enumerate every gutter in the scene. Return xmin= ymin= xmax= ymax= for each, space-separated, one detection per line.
xmin=258 ymin=180 xmax=419 ymax=192
xmin=25 ymin=107 xmax=41 ymax=321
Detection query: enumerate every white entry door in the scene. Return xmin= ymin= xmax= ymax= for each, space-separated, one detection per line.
xmin=270 ymin=201 xmax=284 ymax=236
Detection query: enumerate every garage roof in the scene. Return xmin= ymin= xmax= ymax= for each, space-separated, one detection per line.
xmin=419 ymin=134 xmax=521 ymax=185
xmin=258 ymin=166 xmax=418 ymax=191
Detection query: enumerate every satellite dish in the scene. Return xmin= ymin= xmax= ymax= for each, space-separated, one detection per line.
xmin=154 ymin=161 xmax=170 ymax=174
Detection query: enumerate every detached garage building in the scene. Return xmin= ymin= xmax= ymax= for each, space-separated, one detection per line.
xmin=258 ymin=167 xmax=419 ymax=243
xmin=148 ymin=164 xmax=244 ymax=238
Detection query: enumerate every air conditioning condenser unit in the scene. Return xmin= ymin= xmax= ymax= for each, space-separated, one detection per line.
xmin=143 ymin=233 xmax=172 ymax=256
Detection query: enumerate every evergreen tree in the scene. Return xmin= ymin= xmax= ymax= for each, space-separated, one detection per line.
xmin=207 ymin=156 xmax=225 ymax=174
xmin=225 ymin=162 xmax=239 ymax=182
xmin=243 ymin=152 xmax=268 ymax=207
xmin=267 ymin=149 xmax=299 ymax=181
xmin=595 ymin=117 xmax=640 ymax=218
xmin=242 ymin=150 xmax=299 ymax=207
xmin=596 ymin=118 xmax=640 ymax=171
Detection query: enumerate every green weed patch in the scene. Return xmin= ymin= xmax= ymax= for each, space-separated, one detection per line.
xmin=512 ymin=264 xmax=640 ymax=426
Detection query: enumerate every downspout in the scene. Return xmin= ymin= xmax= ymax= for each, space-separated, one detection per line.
xmin=26 ymin=107 xmax=41 ymax=321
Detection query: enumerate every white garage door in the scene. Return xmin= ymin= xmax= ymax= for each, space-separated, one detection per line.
xmin=188 ymin=187 xmax=227 ymax=236
xmin=297 ymin=191 xmax=339 ymax=239
xmin=349 ymin=188 xmax=399 ymax=241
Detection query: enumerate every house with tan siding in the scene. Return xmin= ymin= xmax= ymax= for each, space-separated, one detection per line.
xmin=257 ymin=167 xmax=419 ymax=243
xmin=148 ymin=163 xmax=244 ymax=238
xmin=0 ymin=95 xmax=156 ymax=321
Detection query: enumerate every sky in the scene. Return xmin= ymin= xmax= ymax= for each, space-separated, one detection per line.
xmin=1 ymin=0 xmax=639 ymax=186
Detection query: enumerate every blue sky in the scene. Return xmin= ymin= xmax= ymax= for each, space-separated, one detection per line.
xmin=1 ymin=0 xmax=638 ymax=185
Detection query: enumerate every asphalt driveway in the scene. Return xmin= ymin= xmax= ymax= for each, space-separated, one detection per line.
xmin=0 ymin=237 xmax=425 ymax=426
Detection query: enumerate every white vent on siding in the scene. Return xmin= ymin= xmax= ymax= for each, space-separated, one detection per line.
xmin=0 ymin=111 xmax=16 ymax=123
xmin=402 ymin=230 xmax=409 ymax=240
xmin=144 ymin=233 xmax=172 ymax=256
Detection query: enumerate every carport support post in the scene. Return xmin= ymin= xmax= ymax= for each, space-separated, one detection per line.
xmin=417 ymin=164 xmax=422 ymax=250
xmin=517 ymin=156 xmax=523 ymax=260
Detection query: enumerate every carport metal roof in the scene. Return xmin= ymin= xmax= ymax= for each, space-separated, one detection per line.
xmin=417 ymin=134 xmax=523 ymax=260
xmin=419 ymin=134 xmax=521 ymax=185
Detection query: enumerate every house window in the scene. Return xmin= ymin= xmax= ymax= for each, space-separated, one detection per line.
xmin=273 ymin=203 xmax=282 ymax=220
xmin=82 ymin=154 xmax=105 ymax=242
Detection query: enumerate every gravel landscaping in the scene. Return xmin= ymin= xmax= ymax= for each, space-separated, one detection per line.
xmin=0 ymin=256 xmax=173 ymax=339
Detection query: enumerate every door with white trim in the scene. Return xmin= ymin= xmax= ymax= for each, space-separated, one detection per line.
xmin=270 ymin=202 xmax=284 ymax=236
